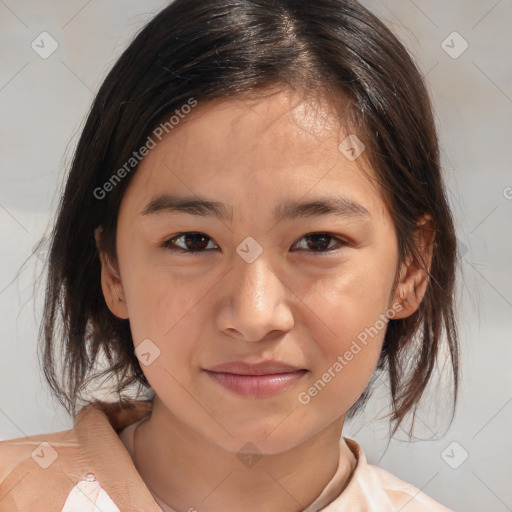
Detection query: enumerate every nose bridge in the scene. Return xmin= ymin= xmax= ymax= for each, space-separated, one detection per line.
xmin=216 ymin=243 xmax=294 ymax=341
xmin=234 ymin=247 xmax=281 ymax=313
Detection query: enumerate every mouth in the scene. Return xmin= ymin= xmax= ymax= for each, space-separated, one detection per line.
xmin=203 ymin=360 xmax=308 ymax=397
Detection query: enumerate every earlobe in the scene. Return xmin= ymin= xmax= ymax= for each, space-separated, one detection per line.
xmin=391 ymin=215 xmax=435 ymax=319
xmin=95 ymin=226 xmax=129 ymax=320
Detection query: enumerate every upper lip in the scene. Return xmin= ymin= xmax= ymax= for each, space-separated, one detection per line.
xmin=204 ymin=361 xmax=305 ymax=376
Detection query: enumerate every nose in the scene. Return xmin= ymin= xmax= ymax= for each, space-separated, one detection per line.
xmin=215 ymin=254 xmax=295 ymax=343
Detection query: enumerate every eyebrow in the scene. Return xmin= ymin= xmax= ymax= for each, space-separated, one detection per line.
xmin=140 ymin=194 xmax=370 ymax=222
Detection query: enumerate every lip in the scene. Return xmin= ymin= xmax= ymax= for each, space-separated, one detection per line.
xmin=204 ymin=360 xmax=307 ymax=397
xmin=206 ymin=360 xmax=304 ymax=375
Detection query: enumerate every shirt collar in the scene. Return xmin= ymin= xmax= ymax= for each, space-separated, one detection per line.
xmin=72 ymin=399 xmax=160 ymax=511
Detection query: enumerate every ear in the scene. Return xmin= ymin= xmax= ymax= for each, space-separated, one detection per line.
xmin=95 ymin=226 xmax=129 ymax=320
xmin=391 ymin=214 xmax=435 ymax=319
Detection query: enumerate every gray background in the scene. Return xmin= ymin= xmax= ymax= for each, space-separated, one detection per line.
xmin=1 ymin=1 xmax=511 ymax=511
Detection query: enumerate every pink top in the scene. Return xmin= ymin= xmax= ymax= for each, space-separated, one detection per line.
xmin=0 ymin=399 xmax=453 ymax=511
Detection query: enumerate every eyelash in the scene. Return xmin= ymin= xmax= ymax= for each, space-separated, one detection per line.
xmin=161 ymin=232 xmax=348 ymax=256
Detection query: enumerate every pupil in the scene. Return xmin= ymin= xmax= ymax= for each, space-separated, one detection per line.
xmin=307 ymin=234 xmax=329 ymax=251
xmin=186 ymin=233 xmax=207 ymax=250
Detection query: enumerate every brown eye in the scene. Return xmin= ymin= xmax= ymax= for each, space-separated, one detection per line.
xmin=291 ymin=233 xmax=345 ymax=254
xmin=163 ymin=232 xmax=217 ymax=253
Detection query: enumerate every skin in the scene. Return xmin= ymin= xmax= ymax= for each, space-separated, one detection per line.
xmin=97 ymin=87 xmax=433 ymax=512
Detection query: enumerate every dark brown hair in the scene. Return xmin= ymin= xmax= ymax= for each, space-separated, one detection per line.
xmin=39 ymin=0 xmax=459 ymax=435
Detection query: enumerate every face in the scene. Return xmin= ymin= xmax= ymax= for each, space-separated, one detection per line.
xmin=100 ymin=88 xmax=414 ymax=455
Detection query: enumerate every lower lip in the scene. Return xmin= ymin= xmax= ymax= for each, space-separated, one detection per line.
xmin=205 ymin=370 xmax=307 ymax=397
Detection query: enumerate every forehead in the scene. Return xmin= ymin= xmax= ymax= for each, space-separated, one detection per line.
xmin=160 ymin=89 xmax=343 ymax=165
xmin=121 ymin=88 xmax=385 ymax=218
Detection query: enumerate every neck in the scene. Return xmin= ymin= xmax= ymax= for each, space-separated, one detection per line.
xmin=132 ymin=398 xmax=356 ymax=512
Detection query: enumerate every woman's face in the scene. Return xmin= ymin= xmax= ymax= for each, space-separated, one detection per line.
xmin=104 ymin=88 xmax=406 ymax=454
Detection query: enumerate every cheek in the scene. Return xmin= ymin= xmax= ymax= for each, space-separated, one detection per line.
xmin=124 ymin=274 xmax=201 ymax=351
xmin=123 ymin=281 xmax=200 ymax=405
xmin=294 ymin=250 xmax=397 ymax=412
xmin=304 ymin=249 xmax=397 ymax=347
xmin=118 ymin=235 xmax=200 ymax=337
xmin=119 ymin=257 xmax=222 ymax=395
